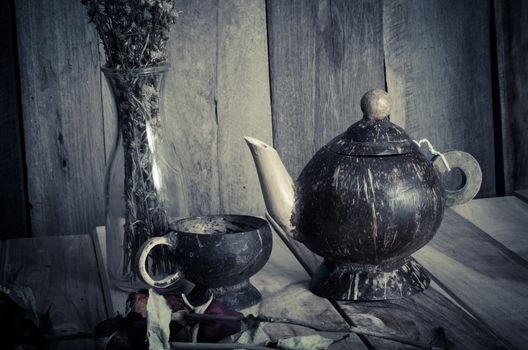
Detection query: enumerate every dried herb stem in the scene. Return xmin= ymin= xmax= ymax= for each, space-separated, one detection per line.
xmin=82 ymin=0 xmax=179 ymax=69
xmin=186 ymin=314 xmax=441 ymax=350
xmin=82 ymin=0 xmax=179 ymax=282
xmin=105 ymin=72 xmax=171 ymax=280
xmin=170 ymin=343 xmax=270 ymax=350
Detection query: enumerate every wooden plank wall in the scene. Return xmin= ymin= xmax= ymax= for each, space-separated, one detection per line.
xmin=383 ymin=0 xmax=496 ymax=197
xmin=14 ymin=0 xmax=271 ymax=236
xmin=0 ymin=0 xmax=28 ymax=238
xmin=1 ymin=235 xmax=112 ymax=349
xmin=494 ymin=0 xmax=528 ymax=194
xmin=267 ymin=0 xmax=386 ymax=177
xmin=2 ymin=0 xmax=528 ymax=237
xmin=156 ymin=0 xmax=273 ymax=216
xmin=15 ymin=0 xmax=106 ymax=237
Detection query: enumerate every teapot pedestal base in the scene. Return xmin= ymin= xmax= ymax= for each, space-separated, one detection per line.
xmin=189 ymin=279 xmax=261 ymax=310
xmin=310 ymin=258 xmax=430 ymax=301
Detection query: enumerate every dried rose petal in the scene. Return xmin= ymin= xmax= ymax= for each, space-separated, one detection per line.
xmin=127 ymin=291 xmax=184 ymax=318
xmin=194 ymin=300 xmax=243 ymax=343
xmin=127 ymin=291 xmax=148 ymax=317
xmin=98 ymin=291 xmax=241 ymax=347
xmin=162 ymin=293 xmax=185 ymax=312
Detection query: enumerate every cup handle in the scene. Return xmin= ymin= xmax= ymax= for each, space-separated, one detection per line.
xmin=432 ymin=150 xmax=482 ymax=207
xmin=137 ymin=236 xmax=182 ymax=288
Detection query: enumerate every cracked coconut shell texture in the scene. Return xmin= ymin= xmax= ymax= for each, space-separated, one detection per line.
xmin=291 ymin=91 xmax=445 ymax=268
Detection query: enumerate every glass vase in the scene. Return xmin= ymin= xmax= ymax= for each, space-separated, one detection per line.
xmin=103 ymin=64 xmax=188 ymax=291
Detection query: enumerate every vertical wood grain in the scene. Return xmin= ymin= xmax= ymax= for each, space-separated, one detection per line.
xmin=384 ymin=0 xmax=496 ymax=197
xmin=104 ymin=0 xmax=273 ymax=218
xmin=103 ymin=0 xmax=220 ymax=217
xmin=266 ymin=0 xmax=317 ymax=178
xmin=1 ymin=235 xmax=111 ymax=349
xmin=17 ymin=0 xmax=275 ymax=238
xmin=267 ymin=0 xmax=385 ymax=178
xmin=217 ymin=0 xmax=273 ymax=215
xmin=265 ymin=0 xmax=385 ymax=300
xmin=494 ymin=0 xmax=528 ymax=193
xmin=0 ymin=1 xmax=28 ymax=239
xmin=11 ymin=0 xmax=517 ymax=237
xmin=15 ymin=0 xmax=105 ymax=236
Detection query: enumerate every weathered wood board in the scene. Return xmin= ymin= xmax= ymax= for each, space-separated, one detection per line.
xmin=339 ymin=281 xmax=507 ymax=349
xmin=95 ymin=226 xmax=366 ymax=348
xmin=216 ymin=0 xmax=273 ymax=215
xmin=103 ymin=0 xmax=273 ymax=218
xmin=266 ymin=0 xmax=386 ymax=178
xmin=0 ymin=235 xmax=112 ymax=349
xmin=269 ymin=217 xmax=506 ymax=349
xmin=0 ymin=0 xmax=28 ymax=239
xmin=14 ymin=0 xmax=273 ymax=239
xmin=265 ymin=0 xmax=386 ymax=281
xmin=383 ymin=0 xmax=496 ymax=197
xmin=414 ymin=209 xmax=528 ymax=349
xmin=240 ymin=231 xmax=367 ymax=349
xmin=494 ymin=0 xmax=528 ymax=193
xmin=112 ymin=0 xmax=219 ymax=217
xmin=15 ymin=0 xmax=106 ymax=236
xmin=514 ymin=189 xmax=528 ymax=204
xmin=10 ymin=0 xmax=523 ymax=241
xmin=453 ymin=197 xmax=528 ymax=262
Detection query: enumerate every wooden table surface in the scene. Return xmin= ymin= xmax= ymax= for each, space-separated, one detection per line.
xmin=2 ymin=196 xmax=527 ymax=349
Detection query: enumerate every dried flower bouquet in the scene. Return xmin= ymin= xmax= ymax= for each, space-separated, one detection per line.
xmin=82 ymin=0 xmax=178 ymax=69
xmin=82 ymin=0 xmax=180 ymax=287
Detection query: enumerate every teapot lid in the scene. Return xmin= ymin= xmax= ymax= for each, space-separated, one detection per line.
xmin=325 ymin=90 xmax=414 ymax=156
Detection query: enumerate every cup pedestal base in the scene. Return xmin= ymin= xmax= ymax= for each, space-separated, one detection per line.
xmin=189 ymin=280 xmax=261 ymax=310
xmin=310 ymin=257 xmax=430 ymax=301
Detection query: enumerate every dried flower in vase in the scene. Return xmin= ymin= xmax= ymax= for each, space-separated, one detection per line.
xmin=82 ymin=0 xmax=179 ymax=69
xmin=81 ymin=0 xmax=183 ymax=289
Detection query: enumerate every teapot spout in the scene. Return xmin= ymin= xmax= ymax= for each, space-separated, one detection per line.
xmin=244 ymin=137 xmax=296 ymax=238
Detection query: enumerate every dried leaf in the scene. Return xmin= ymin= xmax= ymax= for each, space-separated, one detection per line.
xmin=81 ymin=0 xmax=178 ymax=69
xmin=229 ymin=322 xmax=272 ymax=347
xmin=232 ymin=323 xmax=337 ymax=350
xmin=4 ymin=285 xmax=39 ymax=326
xmin=0 ymin=285 xmax=44 ymax=347
xmin=146 ymin=289 xmax=171 ymax=350
xmin=276 ymin=334 xmax=336 ymax=350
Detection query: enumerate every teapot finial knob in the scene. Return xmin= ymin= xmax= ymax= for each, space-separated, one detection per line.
xmin=360 ymin=89 xmax=392 ymax=120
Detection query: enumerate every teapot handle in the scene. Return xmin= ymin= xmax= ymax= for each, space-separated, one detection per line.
xmin=137 ymin=235 xmax=182 ymax=288
xmin=432 ymin=150 xmax=482 ymax=207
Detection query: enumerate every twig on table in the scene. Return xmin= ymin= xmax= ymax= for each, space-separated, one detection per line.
xmin=40 ymin=310 xmax=442 ymax=349
xmin=181 ymin=294 xmax=214 ymax=344
xmin=170 ymin=343 xmax=270 ymax=350
xmin=186 ymin=313 xmax=441 ymax=350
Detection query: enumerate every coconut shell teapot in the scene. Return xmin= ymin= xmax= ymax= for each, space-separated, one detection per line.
xmin=245 ymin=89 xmax=482 ymax=301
